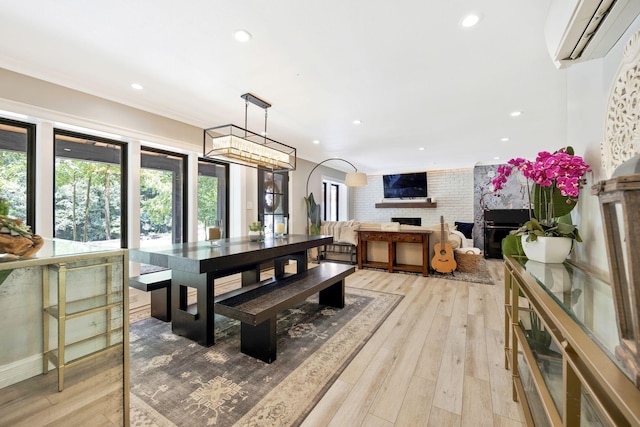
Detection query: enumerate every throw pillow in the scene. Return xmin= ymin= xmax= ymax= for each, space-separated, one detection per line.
xmin=339 ymin=221 xmax=360 ymax=246
xmin=455 ymin=221 xmax=474 ymax=239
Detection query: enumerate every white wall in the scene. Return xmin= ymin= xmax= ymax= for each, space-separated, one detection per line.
xmin=565 ymin=15 xmax=640 ymax=274
xmin=0 ymin=67 xmax=257 ymax=241
xmin=353 ymin=169 xmax=474 ymax=227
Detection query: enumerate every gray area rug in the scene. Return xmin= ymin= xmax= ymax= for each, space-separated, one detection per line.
xmin=431 ymin=258 xmax=496 ymax=285
xmin=129 ymin=287 xmax=402 ymax=427
xmin=372 ymin=258 xmax=496 ymax=285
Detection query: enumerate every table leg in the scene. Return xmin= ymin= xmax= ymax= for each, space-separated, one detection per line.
xmin=241 ymin=267 xmax=260 ymax=286
xmin=422 ymin=236 xmax=429 ymax=277
xmin=171 ymin=270 xmax=216 ymax=346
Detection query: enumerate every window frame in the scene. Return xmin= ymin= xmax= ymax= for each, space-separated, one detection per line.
xmin=0 ymin=117 xmax=36 ymax=230
xmin=198 ymin=158 xmax=230 ymax=239
xmin=140 ymin=146 xmax=188 ymax=244
xmin=53 ymin=128 xmax=128 ymax=247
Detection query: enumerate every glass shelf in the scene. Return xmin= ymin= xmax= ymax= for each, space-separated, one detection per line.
xmin=513 ymin=257 xmax=630 ymax=382
xmin=45 ymin=292 xmax=124 ymax=318
xmin=505 ymin=255 xmax=640 ymax=426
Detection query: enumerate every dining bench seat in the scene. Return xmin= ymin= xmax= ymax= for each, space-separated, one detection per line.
xmin=129 ymin=270 xmax=172 ymax=322
xmin=214 ymin=262 xmax=355 ymax=363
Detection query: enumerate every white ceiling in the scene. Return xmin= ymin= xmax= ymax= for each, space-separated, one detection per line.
xmin=0 ymin=0 xmax=568 ymax=175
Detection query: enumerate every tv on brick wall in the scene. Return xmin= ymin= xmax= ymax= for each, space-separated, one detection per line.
xmin=383 ymin=172 xmax=428 ymax=199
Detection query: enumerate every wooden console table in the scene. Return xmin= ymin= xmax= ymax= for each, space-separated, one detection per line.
xmin=357 ymin=229 xmax=431 ymax=276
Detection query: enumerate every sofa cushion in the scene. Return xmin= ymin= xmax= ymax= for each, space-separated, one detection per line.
xmin=320 ymin=220 xmax=360 ymax=246
xmin=320 ymin=221 xmax=343 ymax=239
xmin=454 ymin=221 xmax=474 ymax=239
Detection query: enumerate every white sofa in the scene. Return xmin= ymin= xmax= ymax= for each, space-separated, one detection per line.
xmin=319 ymin=220 xmax=471 ymax=269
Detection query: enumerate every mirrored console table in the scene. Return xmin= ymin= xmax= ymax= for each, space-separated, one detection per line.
xmin=503 ymin=255 xmax=640 ymax=426
xmin=0 ymin=239 xmax=129 ymax=425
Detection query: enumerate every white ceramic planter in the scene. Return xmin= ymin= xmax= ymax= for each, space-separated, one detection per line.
xmin=521 ymin=235 xmax=573 ymax=263
xmin=248 ymin=230 xmax=263 ymax=241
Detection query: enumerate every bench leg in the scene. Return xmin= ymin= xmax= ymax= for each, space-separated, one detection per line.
xmin=319 ymin=279 xmax=345 ymax=308
xmin=241 ymin=317 xmax=277 ymax=363
xmin=150 ymin=286 xmax=171 ymax=322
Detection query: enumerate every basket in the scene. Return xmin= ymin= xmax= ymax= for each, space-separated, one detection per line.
xmin=455 ymin=249 xmax=482 ymax=273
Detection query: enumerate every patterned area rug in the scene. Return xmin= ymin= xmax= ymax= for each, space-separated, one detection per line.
xmin=129 ymin=287 xmax=402 ymax=427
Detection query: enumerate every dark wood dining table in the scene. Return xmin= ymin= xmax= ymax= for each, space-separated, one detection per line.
xmin=129 ymin=234 xmax=333 ymax=346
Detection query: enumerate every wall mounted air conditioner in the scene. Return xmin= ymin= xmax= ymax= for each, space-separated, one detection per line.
xmin=545 ymin=0 xmax=640 ymax=69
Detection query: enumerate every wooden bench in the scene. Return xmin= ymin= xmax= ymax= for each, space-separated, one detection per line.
xmin=214 ymin=262 xmax=355 ymax=363
xmin=129 ymin=270 xmax=172 ymax=322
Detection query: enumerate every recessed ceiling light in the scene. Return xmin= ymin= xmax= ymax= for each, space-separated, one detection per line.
xmin=234 ymin=29 xmax=252 ymax=42
xmin=510 ymin=111 xmax=522 ymax=117
xmin=131 ymin=83 xmax=143 ymax=90
xmin=352 ymin=120 xmax=361 ymax=125
xmin=460 ymin=14 xmax=481 ymax=28
xmin=418 ymin=147 xmax=425 ymax=151
xmin=313 ymin=140 xmax=320 ymax=144
xmin=494 ymin=156 xmax=501 ymax=160
xmin=501 ymin=137 xmax=510 ymax=142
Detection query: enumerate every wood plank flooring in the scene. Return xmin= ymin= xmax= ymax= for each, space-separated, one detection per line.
xmin=302 ymin=260 xmax=525 ymax=426
xmin=0 ymin=260 xmax=524 ymax=426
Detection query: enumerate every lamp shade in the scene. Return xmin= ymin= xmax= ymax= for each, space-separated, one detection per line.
xmin=345 ymin=172 xmax=367 ymax=187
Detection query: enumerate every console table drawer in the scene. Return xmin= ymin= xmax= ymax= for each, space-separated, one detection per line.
xmin=358 ymin=231 xmax=388 ymax=241
xmin=391 ymin=234 xmax=423 ymax=243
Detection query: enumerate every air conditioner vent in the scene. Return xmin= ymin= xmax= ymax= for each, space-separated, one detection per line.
xmin=545 ymin=0 xmax=640 ymax=68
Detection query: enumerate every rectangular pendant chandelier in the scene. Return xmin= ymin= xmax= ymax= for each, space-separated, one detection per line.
xmin=203 ymin=94 xmax=296 ymax=172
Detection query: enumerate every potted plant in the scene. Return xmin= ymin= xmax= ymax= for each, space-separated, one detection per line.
xmin=248 ymin=221 xmax=264 ymax=242
xmin=304 ymin=193 xmax=321 ymax=235
xmin=492 ymin=147 xmax=591 ymax=263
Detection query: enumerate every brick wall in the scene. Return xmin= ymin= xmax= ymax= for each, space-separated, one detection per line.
xmin=352 ymin=169 xmax=474 ymax=228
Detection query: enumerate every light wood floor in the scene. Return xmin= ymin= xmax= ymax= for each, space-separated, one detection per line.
xmin=0 ymin=260 xmax=524 ymax=426
xmin=301 ymin=260 xmax=525 ymax=427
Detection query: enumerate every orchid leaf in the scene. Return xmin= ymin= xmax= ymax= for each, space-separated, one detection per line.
xmin=502 ymin=233 xmax=524 ymax=256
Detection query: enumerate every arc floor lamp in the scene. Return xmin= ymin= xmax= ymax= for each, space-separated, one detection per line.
xmin=305 ymin=158 xmax=367 ymax=234
xmin=305 ymin=158 xmax=367 ymax=197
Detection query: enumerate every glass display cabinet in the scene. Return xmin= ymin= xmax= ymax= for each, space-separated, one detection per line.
xmin=504 ymin=255 xmax=640 ymax=426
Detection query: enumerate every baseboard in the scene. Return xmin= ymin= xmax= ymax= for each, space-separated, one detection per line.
xmin=0 ymin=354 xmax=43 ymax=389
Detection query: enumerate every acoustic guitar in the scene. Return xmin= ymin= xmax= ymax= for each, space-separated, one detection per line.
xmin=431 ymin=216 xmax=457 ymax=273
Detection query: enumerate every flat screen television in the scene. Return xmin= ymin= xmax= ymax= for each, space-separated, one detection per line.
xmin=383 ymin=172 xmax=428 ymax=199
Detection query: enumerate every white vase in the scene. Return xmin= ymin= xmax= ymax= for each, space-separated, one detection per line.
xmin=521 ymin=235 xmax=573 ymax=263
xmin=248 ymin=230 xmax=263 ymax=242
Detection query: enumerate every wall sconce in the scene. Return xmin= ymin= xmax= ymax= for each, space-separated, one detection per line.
xmin=592 ymin=156 xmax=640 ymax=387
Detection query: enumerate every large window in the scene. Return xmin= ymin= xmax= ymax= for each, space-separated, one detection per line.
xmin=198 ymin=159 xmax=228 ymax=240
xmin=139 ymin=148 xmax=186 ymax=247
xmin=0 ymin=118 xmax=35 ymax=228
xmin=54 ymin=129 xmax=126 ymax=248
xmin=322 ymin=180 xmax=347 ymax=221
xmin=258 ymin=169 xmax=288 ymax=235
